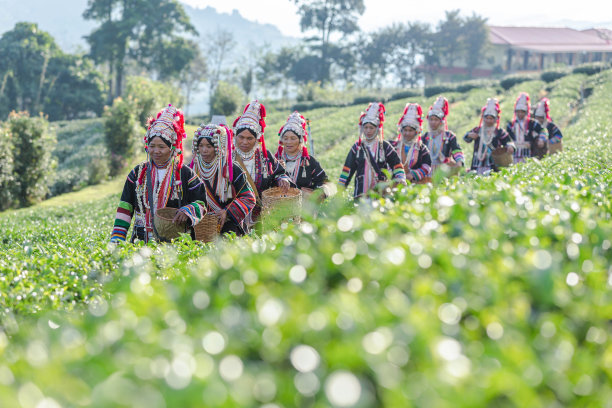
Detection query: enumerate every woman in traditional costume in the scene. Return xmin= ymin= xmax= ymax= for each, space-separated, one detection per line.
xmin=533 ymin=98 xmax=563 ymax=148
xmin=421 ymin=96 xmax=464 ymax=173
xmin=191 ymin=123 xmax=256 ymax=235
xmin=110 ymin=104 xmax=207 ymax=243
xmin=275 ymin=111 xmax=328 ymax=194
xmin=232 ymin=100 xmax=290 ymax=228
xmin=338 ymin=102 xmax=406 ymax=198
xmin=392 ymin=103 xmax=432 ymax=183
xmin=506 ymin=92 xmax=540 ymax=163
xmin=464 ymin=98 xmax=516 ymax=175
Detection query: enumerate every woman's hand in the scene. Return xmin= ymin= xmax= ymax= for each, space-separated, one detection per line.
xmin=278 ymin=179 xmax=291 ymax=193
xmin=467 ymin=132 xmax=478 ymax=140
xmin=406 ymin=172 xmax=414 ymax=181
xmin=173 ymin=211 xmax=189 ymax=224
xmin=507 ymin=145 xmax=515 ymax=154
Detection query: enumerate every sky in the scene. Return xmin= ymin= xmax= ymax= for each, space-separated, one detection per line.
xmin=180 ymin=0 xmax=612 ymax=37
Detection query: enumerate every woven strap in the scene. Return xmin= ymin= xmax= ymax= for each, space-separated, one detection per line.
xmin=234 ymin=153 xmax=262 ymax=207
xmin=146 ymin=162 xmax=161 ymax=242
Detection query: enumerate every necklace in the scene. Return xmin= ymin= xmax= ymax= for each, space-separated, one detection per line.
xmin=196 ymin=156 xmax=218 ymax=181
xmin=399 ymin=139 xmax=418 ymax=168
xmin=428 ymin=132 xmax=444 ymax=163
xmin=236 ymin=146 xmax=256 ymax=161
xmin=283 ymin=151 xmax=302 ymax=183
xmin=478 ymin=126 xmax=495 ymax=161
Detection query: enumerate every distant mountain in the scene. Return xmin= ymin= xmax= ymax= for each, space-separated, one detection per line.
xmin=0 ymin=0 xmax=298 ymax=54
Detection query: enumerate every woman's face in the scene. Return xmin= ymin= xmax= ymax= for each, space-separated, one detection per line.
xmin=281 ymin=131 xmax=301 ymax=155
xmin=148 ymin=136 xmax=172 ymax=165
xmin=198 ymin=138 xmax=216 ymax=163
xmin=401 ymin=126 xmax=418 ymax=142
xmin=236 ymin=129 xmax=258 ymax=153
xmin=363 ymin=123 xmax=378 ymax=140
xmin=535 ymin=115 xmax=545 ymax=125
xmin=428 ymin=116 xmax=442 ymax=131
xmin=484 ymin=115 xmax=497 ymax=128
xmin=515 ymin=110 xmax=527 ymax=120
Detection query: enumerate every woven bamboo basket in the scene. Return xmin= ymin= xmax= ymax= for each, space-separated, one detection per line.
xmin=262 ymin=187 xmax=302 ymax=224
xmin=548 ymin=141 xmax=563 ymax=154
xmin=300 ymin=187 xmax=314 ymax=199
xmin=415 ymin=176 xmax=433 ymax=185
xmin=435 ymin=163 xmax=461 ymax=177
xmin=154 ymin=207 xmax=188 ymax=241
xmin=531 ymin=140 xmax=548 ymax=159
xmin=193 ymin=213 xmax=220 ymax=243
xmin=491 ymin=148 xmax=513 ymax=168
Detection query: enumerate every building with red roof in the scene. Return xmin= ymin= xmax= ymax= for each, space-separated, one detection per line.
xmin=422 ymin=26 xmax=612 ymax=83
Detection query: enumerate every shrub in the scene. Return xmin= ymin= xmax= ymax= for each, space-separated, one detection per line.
xmin=88 ymin=156 xmax=109 ymax=185
xmin=104 ymin=97 xmax=141 ymax=176
xmin=424 ymin=84 xmax=456 ymax=97
xmin=389 ymin=89 xmax=421 ymax=101
xmin=455 ymin=79 xmax=497 ymax=93
xmin=291 ymin=101 xmax=343 ymax=112
xmin=352 ymin=95 xmax=384 ymax=105
xmin=124 ymin=76 xmax=184 ymax=127
xmin=6 ymin=111 xmax=56 ymax=207
xmin=210 ymin=81 xmax=244 ymax=117
xmin=500 ymin=74 xmax=536 ymax=90
xmin=572 ymin=62 xmax=612 ymax=76
xmin=49 ymin=169 xmax=87 ymax=196
xmin=540 ymin=69 xmax=568 ymax=83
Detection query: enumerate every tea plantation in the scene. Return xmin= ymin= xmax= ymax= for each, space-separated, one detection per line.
xmin=0 ymin=70 xmax=611 ymax=407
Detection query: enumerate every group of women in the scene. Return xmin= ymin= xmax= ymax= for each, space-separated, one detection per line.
xmin=110 ymin=92 xmax=563 ymax=243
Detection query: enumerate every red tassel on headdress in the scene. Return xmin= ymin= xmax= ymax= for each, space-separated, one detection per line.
xmin=302 ymin=115 xmax=309 ymax=159
xmin=397 ymin=104 xmax=409 ymax=140
xmin=171 ymin=106 xmax=186 ymax=171
xmin=542 ymin=98 xmax=551 ymax=122
xmin=378 ymin=102 xmax=386 ymax=141
xmin=443 ymin=98 xmax=449 ymax=130
xmin=478 ymin=106 xmax=486 ymax=129
xmin=256 ymin=102 xmax=273 ymax=174
xmin=221 ymin=124 xmax=234 ymax=182
xmin=275 ymin=124 xmax=284 ymax=159
xmin=417 ymin=105 xmax=423 ymax=127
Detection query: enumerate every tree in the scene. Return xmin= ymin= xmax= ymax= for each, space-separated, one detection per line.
xmin=381 ymin=22 xmax=434 ymax=88
xmin=241 ymin=68 xmax=253 ymax=98
xmin=0 ymin=23 xmax=106 ymax=121
xmin=205 ymin=29 xmax=236 ymax=116
xmin=124 ymin=76 xmax=184 ymax=127
xmin=293 ymin=0 xmax=365 ymax=84
xmin=7 ymin=111 xmax=56 ymax=207
xmin=0 ymin=23 xmax=61 ymax=118
xmin=256 ymin=47 xmax=299 ymax=102
xmin=210 ymin=81 xmax=244 ymax=117
xmin=42 ymin=54 xmax=106 ymax=120
xmin=463 ymin=14 xmax=489 ymax=77
xmin=357 ymin=29 xmax=394 ymax=88
xmin=83 ymin=0 xmax=197 ymax=101
xmin=435 ymin=10 xmax=465 ymax=68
